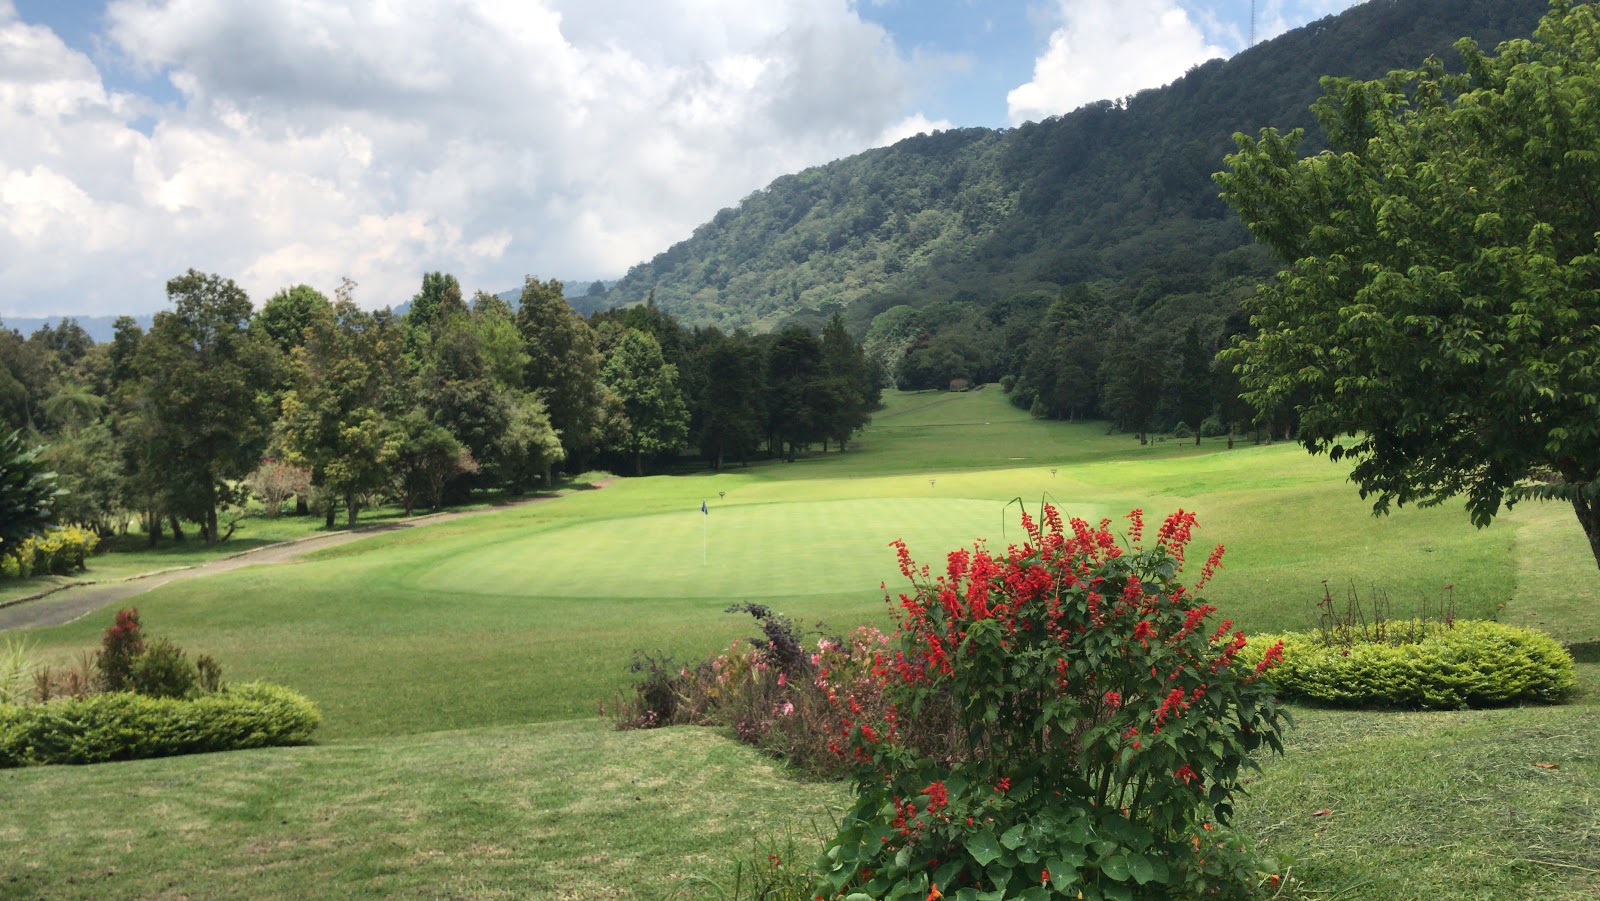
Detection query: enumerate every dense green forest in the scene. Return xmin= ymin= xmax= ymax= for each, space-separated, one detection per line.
xmin=604 ymin=0 xmax=1549 ymax=332
xmin=593 ymin=0 xmax=1551 ymax=438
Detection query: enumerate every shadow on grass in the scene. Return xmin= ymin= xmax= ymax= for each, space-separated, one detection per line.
xmin=1566 ymin=641 xmax=1600 ymax=665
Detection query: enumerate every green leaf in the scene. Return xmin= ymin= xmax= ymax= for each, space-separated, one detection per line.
xmin=934 ymin=860 xmax=965 ymax=891
xmin=1100 ymin=852 xmax=1131 ymax=882
xmin=1000 ymin=823 xmax=1029 ymax=850
xmin=967 ymin=829 xmax=1003 ymax=867
xmin=1046 ymin=859 xmax=1081 ymax=890
xmin=1127 ymin=852 xmax=1156 ymax=885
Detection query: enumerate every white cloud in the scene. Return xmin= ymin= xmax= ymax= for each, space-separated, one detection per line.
xmin=1006 ymin=0 xmax=1226 ymax=125
xmin=874 ymin=113 xmax=955 ymax=148
xmin=1 ymin=0 xmax=935 ymax=316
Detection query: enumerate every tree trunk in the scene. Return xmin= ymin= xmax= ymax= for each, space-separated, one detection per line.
xmin=345 ymin=493 xmax=359 ymax=527
xmin=1575 ymin=490 xmax=1600 ymax=572
xmin=325 ymin=502 xmax=336 ymax=529
xmin=1227 ymin=421 xmax=1235 ymax=450
xmin=169 ymin=516 xmax=185 ymax=542
xmin=714 ymin=449 xmax=724 ymax=472
xmin=634 ymin=450 xmax=644 ymax=477
xmin=147 ymin=512 xmax=163 ymax=547
xmin=205 ymin=506 xmax=219 ymax=545
xmin=295 ymin=495 xmax=310 ymax=516
xmin=1194 ymin=432 xmax=1201 ymax=447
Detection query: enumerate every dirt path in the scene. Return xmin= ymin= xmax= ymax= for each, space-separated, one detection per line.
xmin=0 ymin=487 xmax=600 ymax=633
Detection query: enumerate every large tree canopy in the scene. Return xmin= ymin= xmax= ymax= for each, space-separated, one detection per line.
xmin=1217 ymin=0 xmax=1600 ymax=569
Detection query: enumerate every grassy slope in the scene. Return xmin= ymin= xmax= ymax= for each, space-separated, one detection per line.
xmin=2 ymin=389 xmax=1597 ymax=898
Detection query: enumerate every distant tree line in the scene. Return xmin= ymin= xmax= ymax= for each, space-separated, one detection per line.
xmin=0 ymin=272 xmax=880 ymax=543
xmin=855 ymin=250 xmax=1295 ymax=447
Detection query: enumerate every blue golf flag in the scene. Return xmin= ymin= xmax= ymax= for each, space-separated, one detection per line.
xmin=701 ymin=500 xmax=708 ymax=515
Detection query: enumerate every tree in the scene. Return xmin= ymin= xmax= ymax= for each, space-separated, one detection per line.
xmin=765 ymin=326 xmax=823 ymax=461
xmin=516 ymin=277 xmax=606 ymax=468
xmin=469 ymin=291 xmax=529 ymax=389
xmin=601 ymin=329 xmax=689 ymax=476
xmin=38 ymin=421 xmax=121 ymax=535
xmin=1016 ymin=286 xmax=1104 ymax=420
xmin=818 ymin=313 xmax=879 ymax=451
xmin=1098 ymin=320 xmax=1165 ymax=444
xmin=135 ymin=270 xmax=280 ymax=543
xmin=254 ymin=285 xmax=333 ymax=357
xmin=1217 ymin=0 xmax=1600 ymax=570
xmin=0 ymin=323 xmax=51 ymax=432
xmin=692 ymin=329 xmax=766 ymax=470
xmin=245 ymin=459 xmax=312 ymax=518
xmin=1173 ymin=324 xmax=1213 ymax=445
xmin=1 ymin=428 xmax=60 ymax=557
xmin=492 ymin=392 xmax=564 ymax=489
xmin=279 ymin=287 xmax=399 ymax=526
xmin=389 ymin=410 xmax=474 ymax=516
xmin=405 ymin=271 xmax=466 ymax=358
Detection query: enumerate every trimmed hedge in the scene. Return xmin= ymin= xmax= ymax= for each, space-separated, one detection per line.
xmin=0 ymin=682 xmax=320 ymax=767
xmin=1240 ymin=620 xmax=1577 ymax=709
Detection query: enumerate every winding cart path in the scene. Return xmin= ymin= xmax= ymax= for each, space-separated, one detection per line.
xmin=0 ymin=487 xmax=598 ymax=632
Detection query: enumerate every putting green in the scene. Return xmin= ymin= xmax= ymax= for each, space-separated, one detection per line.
xmin=413 ymin=497 xmax=1105 ymax=599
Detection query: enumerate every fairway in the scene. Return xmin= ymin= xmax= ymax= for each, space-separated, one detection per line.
xmin=3 ymin=388 xmax=1597 ymax=899
xmin=415 ymin=497 xmax=1105 ymax=599
xmin=11 ymin=387 xmax=1583 ymax=738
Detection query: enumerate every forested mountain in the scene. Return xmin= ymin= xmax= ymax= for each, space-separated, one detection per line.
xmin=599 ymin=0 xmax=1551 ymax=334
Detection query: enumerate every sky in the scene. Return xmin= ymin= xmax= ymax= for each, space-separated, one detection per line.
xmin=0 ymin=0 xmax=1362 ymax=318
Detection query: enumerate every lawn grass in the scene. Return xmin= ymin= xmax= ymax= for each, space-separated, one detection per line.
xmin=0 ymin=719 xmax=849 ymax=899
xmin=2 ymin=387 xmax=1597 ymax=899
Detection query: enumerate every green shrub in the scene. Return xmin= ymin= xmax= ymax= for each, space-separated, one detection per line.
xmin=195 ymin=654 xmax=224 ymax=694
xmin=816 ymin=508 xmax=1288 ymax=899
xmin=1239 ymin=620 xmax=1576 ymax=709
xmin=0 ymin=681 xmax=321 ymax=767
xmin=130 ymin=637 xmax=199 ymax=699
xmin=1199 ymin=415 xmax=1228 ymax=438
xmin=1 ymin=526 xmax=100 ymax=579
xmin=1173 ymin=420 xmax=1195 ymax=438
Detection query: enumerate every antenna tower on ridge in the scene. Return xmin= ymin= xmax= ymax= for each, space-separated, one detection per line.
xmin=1249 ymin=0 xmax=1256 ymax=46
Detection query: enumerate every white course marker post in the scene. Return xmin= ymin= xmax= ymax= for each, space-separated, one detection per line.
xmin=701 ymin=499 xmax=708 ymax=565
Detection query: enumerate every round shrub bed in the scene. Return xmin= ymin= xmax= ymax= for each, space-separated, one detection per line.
xmin=0 ymin=682 xmax=321 ymax=767
xmin=1239 ymin=620 xmax=1576 ymax=709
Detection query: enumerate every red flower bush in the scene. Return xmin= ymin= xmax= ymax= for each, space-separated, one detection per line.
xmin=816 ymin=507 xmax=1288 ymax=899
